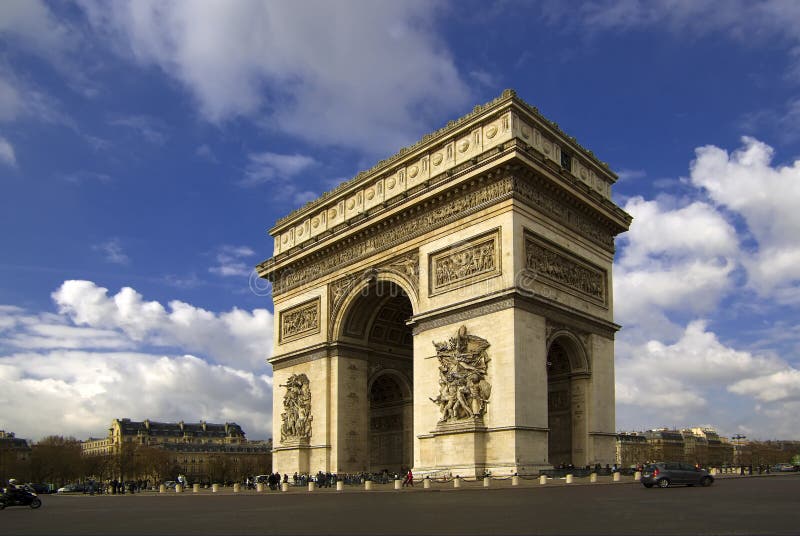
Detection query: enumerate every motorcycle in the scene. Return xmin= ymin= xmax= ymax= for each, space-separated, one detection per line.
xmin=0 ymin=487 xmax=42 ymax=509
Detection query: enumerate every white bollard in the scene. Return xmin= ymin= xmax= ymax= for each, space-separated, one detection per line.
xmin=453 ymin=477 xmax=461 ymax=488
xmin=590 ymin=473 xmax=597 ymax=483
xmin=423 ymin=477 xmax=431 ymax=489
xmin=539 ymin=475 xmax=547 ymax=485
xmin=613 ymin=472 xmax=621 ymax=482
xmin=512 ymin=475 xmax=520 ymax=486
xmin=394 ymin=479 xmax=402 ymax=490
xmin=281 ymin=482 xmax=289 ymax=492
xmin=634 ymin=471 xmax=642 ymax=481
xmin=233 ymin=483 xmax=241 ymax=493
xmin=308 ymin=481 xmax=315 ymax=492
xmin=483 ymin=477 xmax=491 ymax=487
xmin=565 ymin=474 xmax=573 ymax=484
xmin=175 ymin=484 xmax=183 ymax=493
xmin=256 ymin=483 xmax=264 ymax=492
xmin=336 ymin=481 xmax=344 ymax=491
xmin=212 ymin=483 xmax=220 ymax=493
xmin=159 ymin=484 xmax=166 ymax=493
xmin=364 ymin=480 xmax=373 ymax=491
xmin=193 ymin=483 xmax=200 ymax=493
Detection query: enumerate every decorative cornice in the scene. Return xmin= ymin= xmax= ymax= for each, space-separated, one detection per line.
xmin=272 ymin=89 xmax=616 ymax=231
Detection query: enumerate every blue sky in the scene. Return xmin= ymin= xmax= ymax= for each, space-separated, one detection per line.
xmin=1 ymin=0 xmax=800 ymax=442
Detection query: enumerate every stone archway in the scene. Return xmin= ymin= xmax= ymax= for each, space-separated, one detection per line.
xmin=334 ymin=279 xmax=414 ymax=473
xmin=547 ymin=333 xmax=590 ymax=467
xmin=262 ymin=90 xmax=630 ymax=477
xmin=368 ymin=371 xmax=412 ymax=473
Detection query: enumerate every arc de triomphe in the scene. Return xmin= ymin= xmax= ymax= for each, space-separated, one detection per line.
xmin=257 ymin=90 xmax=631 ymax=477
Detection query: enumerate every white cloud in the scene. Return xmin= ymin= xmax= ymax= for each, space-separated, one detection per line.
xmin=109 ymin=115 xmax=168 ymax=144
xmin=614 ymin=197 xmax=738 ymax=336
xmin=690 ymin=137 xmax=800 ymax=302
xmin=93 ymin=238 xmax=129 ymax=265
xmin=616 ymin=168 xmax=646 ymax=182
xmin=78 ymin=0 xmax=470 ymax=154
xmin=51 ymin=280 xmax=273 ymax=370
xmin=0 ymin=282 xmax=275 ymax=440
xmin=0 ymin=350 xmax=272 ymax=442
xmin=729 ymin=369 xmax=800 ymax=402
xmin=0 ymin=136 xmax=17 ymax=167
xmin=0 ymin=68 xmax=68 ymax=125
xmin=241 ymin=152 xmax=316 ymax=187
xmin=209 ymin=245 xmax=256 ymax=278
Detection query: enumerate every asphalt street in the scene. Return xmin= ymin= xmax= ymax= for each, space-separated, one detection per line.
xmin=3 ymin=474 xmax=799 ymax=535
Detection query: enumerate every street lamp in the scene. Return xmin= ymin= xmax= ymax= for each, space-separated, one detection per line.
xmin=732 ymin=434 xmax=746 ymax=467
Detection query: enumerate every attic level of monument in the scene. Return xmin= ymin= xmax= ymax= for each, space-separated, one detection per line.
xmin=258 ymin=90 xmax=630 ymax=281
xmin=260 ymin=90 xmax=631 ymax=478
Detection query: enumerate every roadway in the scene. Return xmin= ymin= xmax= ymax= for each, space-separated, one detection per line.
xmin=3 ymin=473 xmax=799 ymax=535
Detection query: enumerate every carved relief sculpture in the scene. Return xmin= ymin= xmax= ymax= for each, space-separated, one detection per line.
xmin=430 ymin=326 xmax=492 ymax=423
xmin=430 ymin=231 xmax=500 ymax=294
xmin=280 ymin=298 xmax=320 ymax=342
xmin=280 ymin=373 xmax=312 ymax=442
xmin=524 ymin=233 xmax=606 ymax=305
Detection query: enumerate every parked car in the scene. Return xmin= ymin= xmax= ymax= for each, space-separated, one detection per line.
xmin=56 ymin=483 xmax=86 ymax=494
xmin=773 ymin=463 xmax=798 ymax=472
xmin=641 ymin=462 xmax=714 ymax=488
xmin=25 ymin=483 xmax=52 ymax=494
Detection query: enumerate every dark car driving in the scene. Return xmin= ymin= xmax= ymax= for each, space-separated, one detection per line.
xmin=641 ymin=462 xmax=714 ymax=488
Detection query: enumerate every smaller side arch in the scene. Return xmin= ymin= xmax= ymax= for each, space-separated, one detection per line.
xmin=546 ymin=330 xmax=590 ymax=375
xmin=330 ymin=270 xmax=419 ymax=342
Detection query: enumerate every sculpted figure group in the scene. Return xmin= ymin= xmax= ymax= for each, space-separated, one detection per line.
xmin=430 ymin=326 xmax=492 ymax=422
xmin=280 ymin=373 xmax=312 ymax=442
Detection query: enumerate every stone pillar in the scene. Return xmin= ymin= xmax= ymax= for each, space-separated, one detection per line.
xmin=512 ymin=475 xmax=519 ymax=486
xmin=233 ymin=483 xmax=241 ymax=493
xmin=212 ymin=483 xmax=220 ymax=492
xmin=423 ymin=478 xmax=431 ymax=489
xmin=565 ymin=474 xmax=573 ymax=484
xmin=453 ymin=477 xmax=461 ymax=488
xmin=613 ymin=472 xmax=620 ymax=482
xmin=336 ymin=481 xmax=344 ymax=491
xmin=590 ymin=473 xmax=597 ymax=483
xmin=193 ymin=483 xmax=200 ymax=493
xmin=281 ymin=482 xmax=289 ymax=492
xmin=394 ymin=479 xmax=402 ymax=490
xmin=634 ymin=471 xmax=641 ymax=481
xmin=159 ymin=484 xmax=166 ymax=493
xmin=256 ymin=483 xmax=264 ymax=492
xmin=539 ymin=475 xmax=547 ymax=485
xmin=483 ymin=477 xmax=490 ymax=487
xmin=364 ymin=480 xmax=373 ymax=491
xmin=308 ymin=481 xmax=315 ymax=492
xmin=175 ymin=484 xmax=183 ymax=493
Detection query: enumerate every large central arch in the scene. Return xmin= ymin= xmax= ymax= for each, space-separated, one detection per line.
xmin=262 ymin=90 xmax=630 ymax=477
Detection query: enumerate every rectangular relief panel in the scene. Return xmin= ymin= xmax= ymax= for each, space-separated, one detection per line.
xmin=523 ymin=231 xmax=607 ymax=307
xmin=429 ymin=229 xmax=501 ymax=296
xmin=279 ymin=297 xmax=321 ymax=343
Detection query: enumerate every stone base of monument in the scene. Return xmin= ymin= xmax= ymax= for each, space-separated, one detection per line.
xmin=272 ymin=438 xmax=311 ymax=476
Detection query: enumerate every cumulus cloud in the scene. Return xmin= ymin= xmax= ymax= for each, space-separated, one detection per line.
xmin=614 ymin=197 xmax=738 ymax=338
xmin=614 ymin=136 xmax=800 ymax=437
xmin=0 ymin=281 xmax=274 ymax=441
xmin=78 ymin=0 xmax=471 ymax=154
xmin=51 ymin=280 xmax=272 ymax=370
xmin=690 ymin=137 xmax=800 ymax=303
xmin=0 ymin=350 xmax=272 ymax=442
